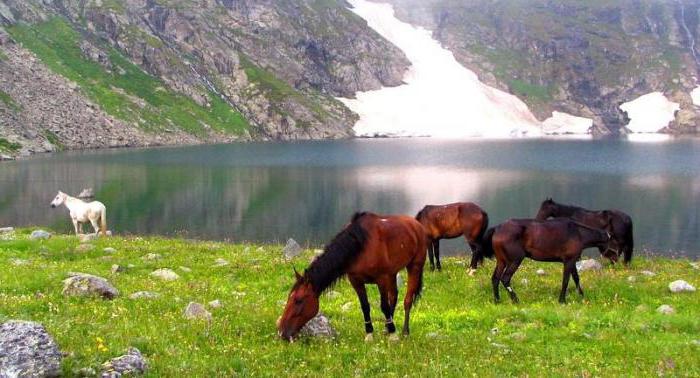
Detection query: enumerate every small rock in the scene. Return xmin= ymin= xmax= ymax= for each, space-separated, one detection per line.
xmin=143 ymin=253 xmax=162 ymax=260
xmin=10 ymin=258 xmax=29 ymax=266
xmin=388 ymin=333 xmax=400 ymax=342
xmin=341 ymin=302 xmax=353 ymax=312
xmin=426 ymin=332 xmax=441 ymax=339
xmin=63 ymin=273 xmax=119 ymax=299
xmin=208 ymin=299 xmax=222 ymax=309
xmin=78 ymin=234 xmax=97 ymax=243
xmin=105 ymin=230 xmax=113 ymax=236
xmin=101 ymin=347 xmax=147 ymax=377
xmin=184 ymin=302 xmax=212 ymax=321
xmin=110 ymin=264 xmax=124 ymax=274
xmin=627 ymin=276 xmax=636 ymax=282
xmin=641 ymin=270 xmax=656 ymax=277
xmin=657 ymin=304 xmax=675 ymax=315
xmin=283 ymin=238 xmax=302 ymax=260
xmin=212 ymin=258 xmax=229 ymax=267
xmin=150 ymin=269 xmax=179 ymax=281
xmin=128 ymin=291 xmax=159 ymax=300
xmin=536 ymin=269 xmax=546 ymax=276
xmin=103 ymin=247 xmax=117 ymax=254
xmin=510 ymin=332 xmax=526 ymax=341
xmin=490 ymin=327 xmax=499 ymax=334
xmin=76 ymin=244 xmax=96 ymax=253
xmin=0 ymin=321 xmax=62 ymax=377
xmin=75 ymin=367 xmax=97 ymax=376
xmin=576 ymin=259 xmax=602 ymax=272
xmin=0 ymin=227 xmax=14 ymax=233
xmin=77 ymin=188 xmax=94 ymax=199
xmin=520 ymin=278 xmax=529 ymax=285
xmin=300 ymin=313 xmax=336 ymax=338
xmin=179 ymin=266 xmax=191 ymax=273
xmin=669 ymin=280 xmax=696 ymax=293
xmin=30 ymin=230 xmax=51 ymax=240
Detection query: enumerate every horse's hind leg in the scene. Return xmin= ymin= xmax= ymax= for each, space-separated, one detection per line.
xmin=377 ymin=275 xmax=398 ymax=334
xmin=427 ymin=239 xmax=436 ymax=271
xmin=559 ymin=259 xmax=576 ymax=303
xmin=492 ymin=261 xmax=505 ymax=303
xmin=433 ymin=240 xmax=442 ymax=271
xmin=402 ymin=262 xmax=425 ymax=335
xmin=89 ymin=217 xmax=100 ymax=235
xmin=500 ymin=257 xmax=523 ymax=304
xmin=349 ymin=276 xmax=373 ymax=337
xmin=467 ymin=240 xmax=480 ymax=275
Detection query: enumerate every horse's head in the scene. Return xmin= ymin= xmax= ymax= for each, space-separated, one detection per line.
xmin=535 ymin=198 xmax=556 ymax=221
xmin=277 ymin=269 xmax=319 ymax=341
xmin=50 ymin=191 xmax=67 ymax=208
xmin=598 ymin=230 xmax=620 ymax=263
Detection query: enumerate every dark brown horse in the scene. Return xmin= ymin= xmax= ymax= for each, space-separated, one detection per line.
xmin=535 ymin=198 xmax=634 ymax=264
xmin=277 ymin=212 xmax=428 ymax=341
xmin=482 ymin=218 xmax=612 ymax=303
xmin=415 ymin=202 xmax=489 ymax=273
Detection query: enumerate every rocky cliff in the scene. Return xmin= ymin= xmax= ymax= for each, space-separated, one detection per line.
xmin=0 ymin=0 xmax=409 ymax=158
xmin=381 ymin=0 xmax=700 ymax=134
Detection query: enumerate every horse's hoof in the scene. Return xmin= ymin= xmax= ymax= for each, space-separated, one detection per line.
xmin=364 ymin=333 xmax=374 ymax=342
xmin=388 ymin=333 xmax=400 ymax=342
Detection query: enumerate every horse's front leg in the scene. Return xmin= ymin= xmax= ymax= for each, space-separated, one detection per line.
xmin=427 ymin=239 xmax=436 ymax=271
xmin=559 ymin=259 xmax=576 ymax=304
xmin=72 ymin=219 xmax=80 ymax=235
xmin=468 ymin=240 xmax=480 ymax=275
xmin=349 ymin=275 xmax=373 ymax=340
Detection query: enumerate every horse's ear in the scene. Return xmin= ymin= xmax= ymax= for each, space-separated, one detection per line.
xmin=293 ymin=267 xmax=302 ymax=281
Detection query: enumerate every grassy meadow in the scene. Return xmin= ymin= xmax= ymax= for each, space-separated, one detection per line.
xmin=1 ymin=228 xmax=698 ymax=376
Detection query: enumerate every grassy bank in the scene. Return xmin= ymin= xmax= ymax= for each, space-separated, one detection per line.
xmin=0 ymin=229 xmax=698 ymax=376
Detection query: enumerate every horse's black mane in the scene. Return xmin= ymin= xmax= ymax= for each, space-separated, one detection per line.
xmin=303 ymin=212 xmax=369 ymax=294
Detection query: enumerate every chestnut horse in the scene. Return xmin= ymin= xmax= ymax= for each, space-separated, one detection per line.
xmin=415 ymin=202 xmax=489 ymax=273
xmin=482 ymin=218 xmax=612 ymax=304
xmin=277 ymin=212 xmax=428 ymax=341
xmin=535 ymin=198 xmax=633 ymax=264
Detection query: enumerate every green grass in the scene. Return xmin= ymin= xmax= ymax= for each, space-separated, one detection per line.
xmin=1 ymin=229 xmax=698 ymax=376
xmin=0 ymin=137 xmax=21 ymax=153
xmin=0 ymin=90 xmax=20 ymax=112
xmin=7 ymin=18 xmax=249 ymax=136
xmin=42 ymin=130 xmax=65 ymax=151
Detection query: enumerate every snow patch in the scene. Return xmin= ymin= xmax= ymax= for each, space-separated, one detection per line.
xmin=542 ymin=112 xmax=593 ymax=134
xmin=691 ymin=86 xmax=700 ymax=106
xmin=620 ymin=92 xmax=679 ymax=133
xmin=340 ymin=0 xmax=591 ymax=138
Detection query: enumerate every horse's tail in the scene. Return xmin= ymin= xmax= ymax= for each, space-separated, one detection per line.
xmin=100 ymin=206 xmax=107 ymax=236
xmin=623 ymin=218 xmax=634 ymax=265
xmin=480 ymin=227 xmax=496 ymax=259
xmin=472 ymin=210 xmax=490 ymax=265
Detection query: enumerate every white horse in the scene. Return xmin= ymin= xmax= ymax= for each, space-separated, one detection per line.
xmin=50 ymin=191 xmax=108 ymax=236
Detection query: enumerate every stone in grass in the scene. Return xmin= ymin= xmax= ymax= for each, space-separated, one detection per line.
xmin=283 ymin=238 xmax=303 ymax=260
xmin=536 ymin=269 xmax=546 ymax=276
xmin=669 ymin=280 xmax=696 ymax=293
xmin=103 ymin=247 xmax=117 ymax=254
xmin=76 ymin=244 xmax=96 ymax=253
xmin=657 ymin=304 xmax=675 ymax=315
xmin=110 ymin=264 xmax=125 ymax=274
xmin=78 ymin=233 xmax=98 ymax=243
xmin=30 ymin=230 xmax=51 ymax=240
xmin=63 ymin=273 xmax=119 ymax=299
xmin=341 ymin=302 xmax=353 ymax=312
xmin=641 ymin=270 xmax=656 ymax=277
xmin=179 ymin=266 xmax=192 ymax=273
xmin=101 ymin=347 xmax=147 ymax=377
xmin=212 ymin=258 xmax=229 ymax=267
xmin=208 ymin=299 xmax=223 ymax=309
xmin=184 ymin=302 xmax=212 ymax=321
xmin=576 ymin=259 xmax=602 ymax=272
xmin=0 ymin=320 xmax=62 ymax=378
xmin=627 ymin=276 xmax=636 ymax=283
xmin=150 ymin=269 xmax=179 ymax=281
xmin=0 ymin=226 xmax=14 ymax=233
xmin=299 ymin=313 xmax=336 ymax=338
xmin=129 ymin=291 xmax=159 ymax=300
xmin=143 ymin=253 xmax=162 ymax=260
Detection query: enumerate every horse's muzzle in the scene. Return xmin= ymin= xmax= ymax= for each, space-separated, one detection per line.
xmin=50 ymin=204 xmax=56 ymax=208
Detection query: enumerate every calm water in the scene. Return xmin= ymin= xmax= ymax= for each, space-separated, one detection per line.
xmin=1 ymin=138 xmax=699 ymax=258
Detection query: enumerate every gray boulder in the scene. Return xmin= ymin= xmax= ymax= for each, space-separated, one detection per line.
xmin=212 ymin=258 xmax=229 ymax=267
xmin=283 ymin=238 xmax=302 ymax=260
xmin=300 ymin=313 xmax=336 ymax=338
xmin=0 ymin=227 xmax=13 ymax=233
xmin=669 ymin=280 xmax=696 ymax=293
xmin=30 ymin=230 xmax=51 ymax=240
xmin=184 ymin=302 xmax=212 ymax=321
xmin=0 ymin=320 xmax=62 ymax=377
xmin=101 ymin=347 xmax=147 ymax=377
xmin=128 ymin=291 xmax=159 ymax=300
xmin=103 ymin=247 xmax=117 ymax=254
xmin=536 ymin=269 xmax=546 ymax=276
xmin=63 ymin=273 xmax=119 ymax=299
xmin=150 ymin=269 xmax=179 ymax=281
xmin=576 ymin=259 xmax=602 ymax=272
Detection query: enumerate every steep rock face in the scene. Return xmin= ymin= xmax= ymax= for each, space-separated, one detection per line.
xmin=381 ymin=0 xmax=700 ymax=134
xmin=0 ymin=0 xmax=410 ymax=157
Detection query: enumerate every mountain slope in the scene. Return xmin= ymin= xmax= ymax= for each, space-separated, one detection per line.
xmin=381 ymin=0 xmax=700 ymax=134
xmin=0 ymin=0 xmax=409 ymax=157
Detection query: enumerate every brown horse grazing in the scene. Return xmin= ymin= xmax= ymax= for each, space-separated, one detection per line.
xmin=481 ymin=218 xmax=612 ymax=304
xmin=535 ymin=198 xmax=634 ymax=265
xmin=277 ymin=212 xmax=428 ymax=341
xmin=415 ymin=202 xmax=489 ymax=273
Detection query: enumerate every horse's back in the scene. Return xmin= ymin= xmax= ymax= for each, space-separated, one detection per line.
xmin=354 ymin=214 xmax=426 ymax=274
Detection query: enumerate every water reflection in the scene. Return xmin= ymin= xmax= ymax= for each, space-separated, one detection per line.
xmin=0 ymin=139 xmax=698 ymax=257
